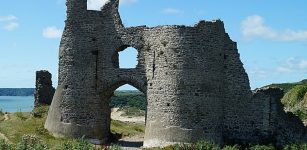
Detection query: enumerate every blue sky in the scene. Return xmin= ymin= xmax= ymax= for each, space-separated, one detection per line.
xmin=0 ymin=0 xmax=306 ymax=90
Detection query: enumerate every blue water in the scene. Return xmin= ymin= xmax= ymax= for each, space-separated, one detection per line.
xmin=0 ymin=96 xmax=34 ymax=112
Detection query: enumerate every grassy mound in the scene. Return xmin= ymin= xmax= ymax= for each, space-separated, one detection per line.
xmin=264 ymin=79 xmax=307 ymax=120
xmin=282 ymin=85 xmax=307 ymax=107
xmin=0 ymin=106 xmax=145 ymax=149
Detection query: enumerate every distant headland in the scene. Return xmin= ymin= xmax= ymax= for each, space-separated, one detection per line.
xmin=0 ymin=88 xmax=34 ymax=96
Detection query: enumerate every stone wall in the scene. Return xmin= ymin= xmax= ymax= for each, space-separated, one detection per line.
xmin=45 ymin=0 xmax=307 ymax=147
xmin=34 ymin=70 xmax=55 ymax=107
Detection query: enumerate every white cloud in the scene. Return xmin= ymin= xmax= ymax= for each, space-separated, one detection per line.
xmin=162 ymin=8 xmax=183 ymax=15
xmin=248 ymin=67 xmax=270 ymax=78
xmin=241 ymin=15 xmax=307 ymax=42
xmin=43 ymin=27 xmax=63 ymax=39
xmin=279 ymin=29 xmax=307 ymax=42
xmin=3 ymin=22 xmax=19 ymax=31
xmin=0 ymin=15 xmax=19 ymax=31
xmin=0 ymin=15 xmax=17 ymax=22
xmin=87 ymin=0 xmax=137 ymax=10
xmin=277 ymin=58 xmax=307 ymax=73
xmin=248 ymin=57 xmax=307 ymax=79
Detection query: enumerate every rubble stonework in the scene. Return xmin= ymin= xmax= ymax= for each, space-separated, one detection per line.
xmin=45 ymin=0 xmax=307 ymax=147
xmin=34 ymin=70 xmax=55 ymax=107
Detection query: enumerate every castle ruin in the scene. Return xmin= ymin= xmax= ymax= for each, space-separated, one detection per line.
xmin=45 ymin=0 xmax=307 ymax=147
xmin=34 ymin=70 xmax=55 ymax=107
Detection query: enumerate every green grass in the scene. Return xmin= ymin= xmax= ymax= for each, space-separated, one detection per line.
xmin=0 ymin=106 xmax=143 ymax=149
xmin=0 ymin=111 xmax=71 ymax=149
xmin=0 ymin=109 xmax=4 ymax=121
xmin=144 ymin=142 xmax=307 ymax=150
xmin=111 ymin=120 xmax=145 ymax=137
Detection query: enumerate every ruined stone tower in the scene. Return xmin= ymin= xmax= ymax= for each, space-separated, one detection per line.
xmin=45 ymin=0 xmax=307 ymax=147
xmin=34 ymin=70 xmax=55 ymax=107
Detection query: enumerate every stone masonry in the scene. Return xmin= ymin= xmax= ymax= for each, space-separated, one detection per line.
xmin=34 ymin=70 xmax=55 ymax=107
xmin=45 ymin=0 xmax=307 ymax=147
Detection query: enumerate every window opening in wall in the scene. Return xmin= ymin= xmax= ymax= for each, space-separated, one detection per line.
xmin=87 ymin=0 xmax=108 ymax=11
xmin=118 ymin=47 xmax=138 ymax=69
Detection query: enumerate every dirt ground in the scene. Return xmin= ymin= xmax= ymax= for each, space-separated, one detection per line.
xmin=111 ymin=108 xmax=145 ymax=150
xmin=111 ymin=108 xmax=145 ymax=124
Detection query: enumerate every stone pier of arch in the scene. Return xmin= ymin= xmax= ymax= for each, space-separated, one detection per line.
xmin=45 ymin=0 xmax=307 ymax=147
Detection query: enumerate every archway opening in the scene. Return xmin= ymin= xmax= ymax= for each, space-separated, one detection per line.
xmin=109 ymin=84 xmax=146 ymax=147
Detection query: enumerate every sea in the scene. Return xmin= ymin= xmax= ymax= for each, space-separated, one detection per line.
xmin=0 ymin=96 xmax=34 ymax=113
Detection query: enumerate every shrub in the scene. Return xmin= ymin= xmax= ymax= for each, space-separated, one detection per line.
xmin=15 ymin=111 xmax=27 ymax=121
xmin=283 ymin=144 xmax=307 ymax=150
xmin=0 ymin=139 xmax=13 ymax=150
xmin=57 ymin=141 xmax=73 ymax=150
xmin=109 ymin=144 xmax=123 ymax=150
xmin=16 ymin=134 xmax=48 ymax=150
xmin=222 ymin=145 xmax=240 ymax=150
xmin=73 ymin=138 xmax=94 ymax=150
xmin=121 ymin=107 xmax=145 ymax=117
xmin=249 ymin=144 xmax=276 ymax=150
xmin=35 ymin=124 xmax=48 ymax=135
xmin=282 ymin=85 xmax=307 ymax=107
xmin=32 ymin=106 xmax=49 ymax=118
xmin=162 ymin=141 xmax=221 ymax=150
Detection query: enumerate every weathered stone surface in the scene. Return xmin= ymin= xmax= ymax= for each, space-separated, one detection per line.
xmin=45 ymin=0 xmax=307 ymax=147
xmin=34 ymin=70 xmax=55 ymax=107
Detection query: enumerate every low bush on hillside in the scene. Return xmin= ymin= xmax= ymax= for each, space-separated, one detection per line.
xmin=281 ymin=84 xmax=307 ymax=120
xmin=282 ymin=85 xmax=307 ymax=107
xmin=0 ymin=139 xmax=12 ymax=150
xmin=121 ymin=107 xmax=146 ymax=117
xmin=32 ymin=106 xmax=49 ymax=118
xmin=15 ymin=112 xmax=27 ymax=121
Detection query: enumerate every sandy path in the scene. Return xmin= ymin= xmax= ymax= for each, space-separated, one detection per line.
xmin=111 ymin=108 xmax=145 ymax=150
xmin=0 ymin=114 xmax=10 ymax=142
xmin=111 ymin=108 xmax=145 ymax=124
xmin=4 ymin=114 xmax=9 ymax=121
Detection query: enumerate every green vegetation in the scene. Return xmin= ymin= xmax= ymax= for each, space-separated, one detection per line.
xmin=282 ymin=85 xmax=307 ymax=107
xmin=0 ymin=88 xmax=34 ymax=96
xmin=111 ymin=120 xmax=144 ymax=137
xmin=264 ymin=79 xmax=307 ymax=120
xmin=110 ymin=91 xmax=146 ymax=110
xmin=0 ymin=106 xmax=143 ymax=149
xmin=0 ymin=109 xmax=4 ymax=121
xmin=145 ymin=141 xmax=307 ymax=150
xmin=0 ymin=139 xmax=13 ymax=150
xmin=0 ymin=135 xmax=123 ymax=150
xmin=265 ymin=79 xmax=307 ymax=93
xmin=120 ymin=107 xmax=146 ymax=117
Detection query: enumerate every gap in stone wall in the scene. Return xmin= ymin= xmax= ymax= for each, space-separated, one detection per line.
xmin=109 ymin=84 xmax=146 ymax=146
xmin=119 ymin=47 xmax=138 ymax=69
xmin=87 ymin=0 xmax=108 ymax=11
